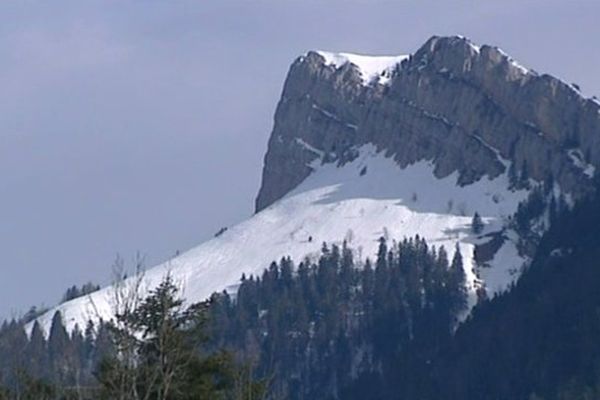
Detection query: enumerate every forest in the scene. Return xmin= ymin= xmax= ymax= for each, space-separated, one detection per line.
xmin=0 ymin=184 xmax=598 ymax=399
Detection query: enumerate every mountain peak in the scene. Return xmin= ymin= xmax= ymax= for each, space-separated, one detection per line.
xmin=411 ymin=35 xmax=532 ymax=80
xmin=255 ymin=36 xmax=600 ymax=213
xmin=418 ymin=35 xmax=482 ymax=55
xmin=312 ymin=51 xmax=408 ymax=85
xmin=30 ymin=35 xmax=600 ymax=339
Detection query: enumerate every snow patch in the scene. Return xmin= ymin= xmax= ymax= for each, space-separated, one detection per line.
xmin=454 ymin=35 xmax=481 ymax=53
xmin=495 ymin=47 xmax=529 ymax=76
xmin=509 ymin=59 xmax=529 ymax=75
xmin=568 ymin=149 xmax=596 ymax=178
xmin=467 ymin=42 xmax=481 ymax=54
xmin=311 ymin=103 xmax=358 ymax=130
xmin=295 ymin=138 xmax=325 ymax=159
xmin=469 ymin=133 xmax=511 ymax=169
xmin=316 ymin=51 xmax=408 ymax=85
xmin=478 ymin=230 xmax=525 ymax=295
xmin=550 ymin=248 xmax=567 ymax=258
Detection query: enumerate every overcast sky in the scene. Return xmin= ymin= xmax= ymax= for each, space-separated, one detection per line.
xmin=1 ymin=0 xmax=599 ymax=319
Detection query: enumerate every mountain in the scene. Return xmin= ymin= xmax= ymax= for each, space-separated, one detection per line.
xmin=30 ymin=35 xmax=600 ymax=335
xmin=257 ymin=35 xmax=600 ymax=212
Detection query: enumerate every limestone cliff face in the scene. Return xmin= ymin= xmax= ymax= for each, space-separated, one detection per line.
xmin=256 ymin=36 xmax=600 ymax=212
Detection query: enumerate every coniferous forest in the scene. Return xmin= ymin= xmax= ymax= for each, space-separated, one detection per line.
xmin=1 ymin=189 xmax=600 ymax=399
xmin=0 ymin=235 xmax=467 ymax=399
xmin=208 ymin=236 xmax=467 ymax=400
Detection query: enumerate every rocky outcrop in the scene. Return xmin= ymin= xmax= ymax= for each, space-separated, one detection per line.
xmin=256 ymin=35 xmax=600 ymax=212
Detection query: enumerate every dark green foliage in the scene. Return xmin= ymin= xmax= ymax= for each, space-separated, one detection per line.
xmin=508 ymin=160 xmax=532 ymax=190
xmin=419 ymin=190 xmax=600 ymax=400
xmin=514 ymin=186 xmax=547 ymax=234
xmin=0 ymin=237 xmax=457 ymax=399
xmin=26 ymin=321 xmax=48 ymax=380
xmin=0 ymin=320 xmax=28 ymax=388
xmin=452 ymin=245 xmax=468 ymax=304
xmin=0 ymin=277 xmax=265 ymax=399
xmin=208 ymin=236 xmax=467 ymax=399
xmin=96 ymin=274 xmax=266 ymax=400
xmin=330 ymin=185 xmax=600 ymax=400
xmin=61 ymin=282 xmax=101 ymax=303
xmin=13 ymin=371 xmax=57 ymax=400
xmin=48 ymin=311 xmax=72 ymax=382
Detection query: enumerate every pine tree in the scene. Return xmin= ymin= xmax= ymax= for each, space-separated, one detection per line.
xmin=280 ymin=256 xmax=294 ymax=287
xmin=471 ymin=212 xmax=484 ymax=234
xmin=376 ymin=237 xmax=388 ymax=271
xmin=26 ymin=321 xmax=48 ymax=380
xmin=47 ymin=311 xmax=70 ymax=383
xmin=448 ymin=245 xmax=468 ymax=320
xmin=96 ymin=274 xmax=266 ymax=400
xmin=69 ymin=324 xmax=85 ymax=386
xmin=0 ymin=320 xmax=28 ymax=390
xmin=131 ymin=275 xmax=196 ymax=399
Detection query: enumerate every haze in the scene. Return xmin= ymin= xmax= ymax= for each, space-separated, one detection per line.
xmin=1 ymin=1 xmax=599 ymax=319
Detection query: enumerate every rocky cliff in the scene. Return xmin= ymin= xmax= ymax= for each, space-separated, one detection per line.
xmin=256 ymin=35 xmax=600 ymax=212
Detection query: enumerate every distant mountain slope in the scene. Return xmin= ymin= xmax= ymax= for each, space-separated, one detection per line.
xmin=31 ymin=36 xmax=600 ymax=335
xmin=33 ymin=144 xmax=527 ymax=334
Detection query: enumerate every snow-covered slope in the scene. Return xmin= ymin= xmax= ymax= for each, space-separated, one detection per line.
xmin=32 ymin=145 xmax=529 ymax=335
xmin=316 ymin=51 xmax=408 ymax=85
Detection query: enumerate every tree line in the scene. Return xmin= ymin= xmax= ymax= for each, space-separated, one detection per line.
xmin=0 ymin=273 xmax=266 ymax=399
xmin=207 ymin=236 xmax=468 ymax=399
xmin=0 ymin=234 xmax=468 ymax=399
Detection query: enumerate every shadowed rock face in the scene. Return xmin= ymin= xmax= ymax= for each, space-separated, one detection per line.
xmin=255 ymin=35 xmax=600 ymax=213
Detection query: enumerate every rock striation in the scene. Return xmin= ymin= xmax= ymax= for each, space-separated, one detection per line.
xmin=256 ymin=35 xmax=600 ymax=212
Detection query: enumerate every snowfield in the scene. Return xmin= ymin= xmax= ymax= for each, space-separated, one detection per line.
xmin=31 ymin=145 xmax=530 ymax=335
xmin=316 ymin=51 xmax=408 ymax=85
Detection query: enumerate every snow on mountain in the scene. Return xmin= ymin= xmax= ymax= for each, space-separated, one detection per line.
xmin=31 ymin=145 xmax=529 ymax=335
xmin=315 ymin=51 xmax=408 ymax=85
xmin=568 ymin=149 xmax=596 ymax=179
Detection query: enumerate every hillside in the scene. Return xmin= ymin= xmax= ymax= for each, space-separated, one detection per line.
xmin=31 ymin=36 xmax=600 ymax=335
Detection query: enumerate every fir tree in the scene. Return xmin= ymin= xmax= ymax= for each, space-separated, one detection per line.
xmin=471 ymin=212 xmax=484 ymax=234
xmin=449 ymin=245 xmax=468 ymax=320
xmin=47 ymin=312 xmax=71 ymax=383
xmin=26 ymin=321 xmax=48 ymax=380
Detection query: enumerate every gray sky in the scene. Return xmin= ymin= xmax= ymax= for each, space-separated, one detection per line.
xmin=1 ymin=0 xmax=599 ymax=319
